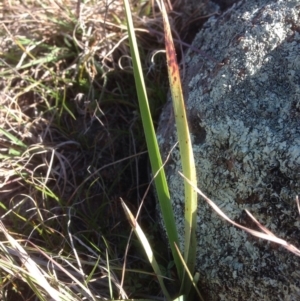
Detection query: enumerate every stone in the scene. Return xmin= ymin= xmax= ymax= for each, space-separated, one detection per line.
xmin=157 ymin=0 xmax=300 ymax=300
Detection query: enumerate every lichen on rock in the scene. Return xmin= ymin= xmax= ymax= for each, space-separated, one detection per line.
xmin=157 ymin=0 xmax=300 ymax=300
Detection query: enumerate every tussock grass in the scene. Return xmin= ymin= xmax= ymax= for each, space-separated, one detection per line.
xmin=0 ymin=0 xmax=216 ymax=300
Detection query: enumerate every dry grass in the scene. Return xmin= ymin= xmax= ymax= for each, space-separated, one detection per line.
xmin=0 ymin=0 xmax=216 ymax=299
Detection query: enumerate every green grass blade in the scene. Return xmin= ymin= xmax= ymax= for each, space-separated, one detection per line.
xmin=0 ymin=127 xmax=27 ymax=148
xmin=120 ymin=199 xmax=172 ymax=301
xmin=122 ymin=0 xmax=182 ymax=279
xmin=158 ymin=0 xmax=198 ymax=294
xmin=174 ymin=244 xmax=204 ymax=301
xmin=106 ymin=249 xmax=114 ymax=300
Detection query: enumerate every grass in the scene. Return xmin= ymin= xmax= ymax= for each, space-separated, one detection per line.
xmin=0 ymin=0 xmax=213 ymax=300
xmin=123 ymin=1 xmax=201 ymax=299
xmin=2 ymin=1 xmax=300 ymax=300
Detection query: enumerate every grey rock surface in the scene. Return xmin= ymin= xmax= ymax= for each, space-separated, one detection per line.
xmin=157 ymin=0 xmax=300 ymax=300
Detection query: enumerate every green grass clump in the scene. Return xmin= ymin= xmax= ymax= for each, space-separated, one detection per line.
xmin=0 ymin=0 xmax=216 ymax=300
xmin=122 ymin=0 xmax=201 ymax=299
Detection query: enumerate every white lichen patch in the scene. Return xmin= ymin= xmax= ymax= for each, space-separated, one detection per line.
xmin=157 ymin=0 xmax=300 ymax=300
